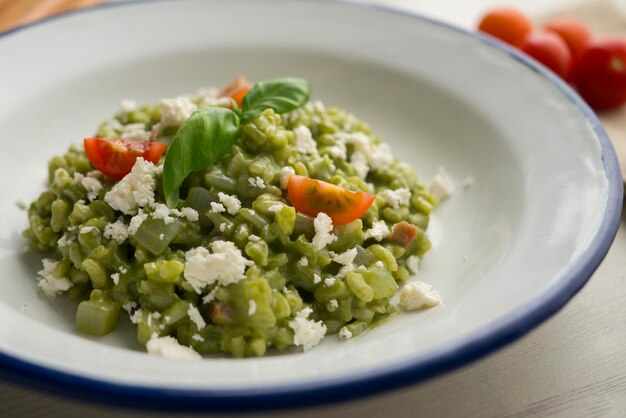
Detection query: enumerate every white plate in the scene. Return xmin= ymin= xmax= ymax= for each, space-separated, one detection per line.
xmin=0 ymin=0 xmax=621 ymax=411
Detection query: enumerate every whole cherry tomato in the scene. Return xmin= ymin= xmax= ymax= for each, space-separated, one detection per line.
xmin=545 ymin=17 xmax=592 ymax=63
xmin=478 ymin=7 xmax=532 ymax=48
xmin=574 ymin=37 xmax=626 ymax=111
xmin=520 ymin=31 xmax=573 ymax=80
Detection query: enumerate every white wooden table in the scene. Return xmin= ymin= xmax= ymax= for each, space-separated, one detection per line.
xmin=2 ymin=0 xmax=625 ymax=416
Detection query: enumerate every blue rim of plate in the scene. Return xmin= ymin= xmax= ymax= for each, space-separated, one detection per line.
xmin=0 ymin=0 xmax=622 ymax=412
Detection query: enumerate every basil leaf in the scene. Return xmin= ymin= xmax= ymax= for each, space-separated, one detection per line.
xmin=163 ymin=107 xmax=240 ymax=207
xmin=241 ymin=77 xmax=310 ymax=122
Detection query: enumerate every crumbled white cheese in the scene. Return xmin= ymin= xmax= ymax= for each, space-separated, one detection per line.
xmin=192 ymin=333 xmax=205 ymax=342
xmin=312 ymin=100 xmax=326 ymax=112
xmin=294 ymin=125 xmax=318 ymax=154
xmin=217 ymin=192 xmax=241 ymax=215
xmin=120 ymin=99 xmax=138 ymax=112
xmin=210 ymin=202 xmax=226 ymax=213
xmin=375 ymin=261 xmax=385 ymax=268
xmin=324 ymin=277 xmax=336 ymax=287
xmin=104 ymin=158 xmax=158 ymax=215
xmin=57 ymin=234 xmax=74 ymax=247
xmin=406 ymin=255 xmax=419 ymax=274
xmin=331 ymin=248 xmax=358 ymax=266
xmin=104 ymin=220 xmax=129 ymax=244
xmin=339 ymin=326 xmax=353 ymax=340
xmin=80 ymin=226 xmax=96 ymax=234
xmin=268 ymin=204 xmax=283 ymax=213
xmin=248 ymin=234 xmax=261 ymax=242
xmin=288 ymin=307 xmax=327 ymax=352
xmin=121 ymin=123 xmax=150 ymax=139
xmin=146 ymin=334 xmax=201 ymax=360
xmin=159 ymin=233 xmax=165 ymax=240
xmin=248 ymin=300 xmax=257 ymax=316
xmin=327 ymin=143 xmax=347 ymax=160
xmin=120 ymin=266 xmax=128 ymax=274
xmin=218 ymin=223 xmax=227 ymax=232
xmin=122 ymin=301 xmax=137 ymax=314
xmin=37 ymin=259 xmax=71 ymax=298
xmin=81 ymin=176 xmax=102 ymax=201
xmin=399 ymin=281 xmax=441 ymax=311
xmin=159 ymin=96 xmax=197 ymax=127
xmin=312 ymin=212 xmax=337 ymax=250
xmin=380 ymin=188 xmax=411 ymax=208
xmin=298 ymin=257 xmax=309 ymax=267
xmin=366 ymin=143 xmax=394 ymax=172
xmin=202 ymin=287 xmax=219 ymax=304
xmin=180 ymin=207 xmax=199 ymax=222
xmin=248 ymin=176 xmax=266 ymax=188
xmin=329 ymin=299 xmax=338 ymax=310
xmin=130 ymin=309 xmax=143 ymax=324
xmin=127 ymin=210 xmax=148 ymax=236
xmin=187 ymin=304 xmax=206 ymax=329
xmin=184 ymin=241 xmax=254 ymax=292
xmin=280 ymin=166 xmax=295 ymax=189
xmin=364 ymin=220 xmax=390 ymax=241
xmin=429 ymin=167 xmax=455 ymax=201
xmin=313 ymin=274 xmax=322 ymax=284
xmin=350 ymin=150 xmax=370 ymax=178
xmin=111 ymin=273 xmax=120 ymax=285
xmin=152 ymin=203 xmax=176 ymax=224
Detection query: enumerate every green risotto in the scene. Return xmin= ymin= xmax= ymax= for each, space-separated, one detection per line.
xmin=24 ymin=78 xmax=443 ymax=358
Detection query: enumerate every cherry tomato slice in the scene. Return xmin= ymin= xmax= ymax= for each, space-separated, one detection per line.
xmin=287 ymin=175 xmax=375 ymax=225
xmin=84 ymin=138 xmax=166 ymax=180
xmin=478 ymin=7 xmax=532 ymax=48
xmin=574 ymin=37 xmax=626 ymax=111
xmin=520 ymin=31 xmax=573 ymax=80
xmin=219 ymin=75 xmax=253 ymax=109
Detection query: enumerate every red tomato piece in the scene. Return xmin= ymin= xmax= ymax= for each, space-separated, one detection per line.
xmin=545 ymin=17 xmax=592 ymax=63
xmin=520 ymin=31 xmax=573 ymax=80
xmin=219 ymin=75 xmax=253 ymax=109
xmin=574 ymin=37 xmax=626 ymax=111
xmin=287 ymin=175 xmax=375 ymax=226
xmin=390 ymin=221 xmax=419 ymax=249
xmin=84 ymin=138 xmax=166 ymax=180
xmin=478 ymin=7 xmax=533 ymax=48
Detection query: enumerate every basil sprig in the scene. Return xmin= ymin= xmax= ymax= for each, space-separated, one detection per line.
xmin=163 ymin=77 xmax=310 ymax=207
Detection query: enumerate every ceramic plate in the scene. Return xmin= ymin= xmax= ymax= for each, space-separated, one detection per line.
xmin=0 ymin=0 xmax=621 ymax=411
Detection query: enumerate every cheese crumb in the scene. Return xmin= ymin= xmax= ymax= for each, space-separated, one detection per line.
xmin=127 ymin=210 xmax=148 ymax=236
xmin=104 ymin=220 xmax=129 ymax=244
xmin=210 ymin=202 xmax=226 ymax=213
xmin=111 ymin=273 xmax=120 ymax=285
xmin=81 ymin=175 xmax=102 ymax=201
xmin=37 ymin=259 xmax=71 ymax=298
xmin=120 ymin=99 xmax=138 ymax=112
xmin=429 ymin=167 xmax=455 ymax=201
xmin=288 ymin=307 xmax=327 ymax=352
xmin=80 ymin=226 xmax=96 ymax=234
xmin=122 ymin=301 xmax=137 ymax=314
xmin=159 ymin=96 xmax=197 ymax=127
xmin=380 ymin=188 xmax=411 ymax=208
xmin=298 ymin=257 xmax=309 ymax=267
xmin=313 ymin=274 xmax=322 ymax=284
xmin=180 ymin=207 xmax=199 ymax=222
xmin=121 ymin=123 xmax=150 ymax=140
xmin=248 ymin=176 xmax=266 ymax=188
xmin=329 ymin=299 xmax=338 ymax=310
xmin=339 ymin=326 xmax=353 ymax=340
xmin=324 ymin=277 xmax=336 ymax=287
xmin=146 ymin=334 xmax=201 ymax=360
xmin=104 ymin=158 xmax=158 ymax=215
xmin=294 ymin=125 xmax=318 ymax=154
xmin=331 ymin=248 xmax=358 ymax=266
xmin=268 ymin=204 xmax=283 ymax=213
xmin=280 ymin=166 xmax=295 ymax=189
xmin=187 ymin=304 xmax=206 ymax=329
xmin=184 ymin=241 xmax=254 ymax=292
xmin=406 ymin=255 xmax=419 ymax=274
xmin=399 ymin=281 xmax=441 ymax=311
xmin=312 ymin=212 xmax=337 ymax=249
xmin=350 ymin=150 xmax=369 ymax=178
xmin=152 ymin=203 xmax=176 ymax=224
xmin=364 ymin=220 xmax=390 ymax=241
xmin=192 ymin=333 xmax=205 ymax=342
xmin=248 ymin=300 xmax=257 ymax=316
xmin=202 ymin=287 xmax=219 ymax=304
xmin=248 ymin=234 xmax=261 ymax=242
xmin=217 ymin=192 xmax=241 ymax=215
